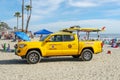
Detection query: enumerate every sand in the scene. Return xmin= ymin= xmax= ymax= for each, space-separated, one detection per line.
xmin=0 ymin=39 xmax=120 ymax=80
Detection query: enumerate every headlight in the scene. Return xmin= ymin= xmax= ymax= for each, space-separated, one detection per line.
xmin=19 ymin=44 xmax=27 ymax=48
xmin=14 ymin=44 xmax=18 ymax=48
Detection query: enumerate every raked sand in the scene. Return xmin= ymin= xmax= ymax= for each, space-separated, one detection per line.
xmin=0 ymin=39 xmax=120 ymax=80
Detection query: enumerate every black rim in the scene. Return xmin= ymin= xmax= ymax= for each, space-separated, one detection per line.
xmin=29 ymin=53 xmax=39 ymax=63
xmin=83 ymin=51 xmax=92 ymax=60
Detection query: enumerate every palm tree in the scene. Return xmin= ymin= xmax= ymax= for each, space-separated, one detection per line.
xmin=25 ymin=0 xmax=32 ymax=33
xmin=14 ymin=12 xmax=21 ymax=31
xmin=22 ymin=0 xmax=24 ymax=32
xmin=14 ymin=26 xmax=17 ymax=31
xmin=25 ymin=5 xmax=31 ymax=18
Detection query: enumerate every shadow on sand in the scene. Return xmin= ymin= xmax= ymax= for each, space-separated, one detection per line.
xmin=0 ymin=59 xmax=27 ymax=65
xmin=0 ymin=57 xmax=83 ymax=65
xmin=41 ymin=57 xmax=83 ymax=63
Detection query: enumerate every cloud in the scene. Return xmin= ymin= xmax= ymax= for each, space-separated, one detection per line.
xmin=68 ymin=0 xmax=98 ymax=7
xmin=32 ymin=0 xmax=64 ymax=15
xmin=21 ymin=0 xmax=65 ymax=23
xmin=94 ymin=0 xmax=120 ymax=4
xmin=5 ymin=18 xmax=22 ymax=28
xmin=3 ymin=0 xmax=120 ymax=34
xmin=29 ymin=19 xmax=120 ymax=33
xmin=6 ymin=17 xmax=120 ymax=34
xmin=104 ymin=8 xmax=120 ymax=17
xmin=14 ymin=0 xmax=64 ymax=24
xmin=68 ymin=0 xmax=120 ymax=7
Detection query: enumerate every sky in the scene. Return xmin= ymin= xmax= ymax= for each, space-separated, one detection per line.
xmin=0 ymin=0 xmax=120 ymax=33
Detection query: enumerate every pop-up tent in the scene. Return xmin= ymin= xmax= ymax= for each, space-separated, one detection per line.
xmin=34 ymin=29 xmax=53 ymax=35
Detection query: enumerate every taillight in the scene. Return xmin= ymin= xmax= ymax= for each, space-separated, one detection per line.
xmin=101 ymin=42 xmax=104 ymax=48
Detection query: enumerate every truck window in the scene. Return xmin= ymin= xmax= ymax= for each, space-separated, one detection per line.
xmin=50 ymin=35 xmax=63 ymax=42
xmin=63 ymin=35 xmax=74 ymax=41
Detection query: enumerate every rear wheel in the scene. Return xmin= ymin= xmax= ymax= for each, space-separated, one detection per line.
xmin=81 ymin=49 xmax=93 ymax=61
xmin=26 ymin=50 xmax=41 ymax=64
xmin=72 ymin=55 xmax=80 ymax=58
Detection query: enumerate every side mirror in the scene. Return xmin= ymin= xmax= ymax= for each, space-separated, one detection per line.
xmin=42 ymin=39 xmax=50 ymax=46
xmin=45 ymin=39 xmax=50 ymax=42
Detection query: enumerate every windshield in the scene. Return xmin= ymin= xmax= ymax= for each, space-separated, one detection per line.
xmin=40 ymin=35 xmax=50 ymax=41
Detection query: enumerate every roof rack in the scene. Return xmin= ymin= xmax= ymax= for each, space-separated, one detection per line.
xmin=61 ymin=26 xmax=103 ymax=32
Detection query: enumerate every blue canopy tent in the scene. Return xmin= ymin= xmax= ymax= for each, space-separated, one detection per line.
xmin=34 ymin=29 xmax=53 ymax=35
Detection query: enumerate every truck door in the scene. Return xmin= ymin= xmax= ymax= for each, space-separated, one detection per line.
xmin=62 ymin=35 xmax=79 ymax=55
xmin=45 ymin=35 xmax=63 ymax=56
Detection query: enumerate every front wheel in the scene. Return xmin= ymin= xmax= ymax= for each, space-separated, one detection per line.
xmin=81 ymin=49 xmax=93 ymax=61
xmin=26 ymin=50 xmax=41 ymax=64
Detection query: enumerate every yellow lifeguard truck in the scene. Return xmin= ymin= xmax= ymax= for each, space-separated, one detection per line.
xmin=15 ymin=26 xmax=103 ymax=64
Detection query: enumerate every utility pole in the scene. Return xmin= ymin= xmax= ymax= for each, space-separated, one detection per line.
xmin=22 ymin=0 xmax=24 ymax=32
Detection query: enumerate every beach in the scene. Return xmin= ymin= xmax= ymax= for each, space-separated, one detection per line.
xmin=0 ymin=39 xmax=120 ymax=80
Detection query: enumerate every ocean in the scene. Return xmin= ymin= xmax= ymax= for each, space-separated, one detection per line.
xmin=100 ymin=34 xmax=120 ymax=39
xmin=79 ymin=33 xmax=120 ymax=40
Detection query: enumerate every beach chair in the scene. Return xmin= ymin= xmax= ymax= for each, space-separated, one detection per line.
xmin=1 ymin=43 xmax=6 ymax=51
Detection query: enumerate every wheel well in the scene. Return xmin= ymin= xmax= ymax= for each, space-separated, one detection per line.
xmin=25 ymin=48 xmax=42 ymax=58
xmin=82 ymin=47 xmax=94 ymax=53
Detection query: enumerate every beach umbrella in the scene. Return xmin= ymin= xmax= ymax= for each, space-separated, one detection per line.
xmin=14 ymin=32 xmax=30 ymax=41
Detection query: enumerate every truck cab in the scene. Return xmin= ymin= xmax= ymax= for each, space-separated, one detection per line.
xmin=15 ymin=27 xmax=103 ymax=64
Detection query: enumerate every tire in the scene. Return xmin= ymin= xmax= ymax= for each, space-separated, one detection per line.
xmin=72 ymin=55 xmax=80 ymax=58
xmin=81 ymin=49 xmax=93 ymax=61
xmin=26 ymin=50 xmax=41 ymax=64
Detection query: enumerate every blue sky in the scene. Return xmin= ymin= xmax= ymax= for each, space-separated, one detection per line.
xmin=0 ymin=0 xmax=120 ymax=33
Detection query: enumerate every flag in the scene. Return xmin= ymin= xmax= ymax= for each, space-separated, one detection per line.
xmin=101 ymin=26 xmax=106 ymax=31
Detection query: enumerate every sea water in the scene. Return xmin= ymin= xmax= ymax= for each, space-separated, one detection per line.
xmin=79 ymin=33 xmax=120 ymax=40
xmin=100 ymin=34 xmax=120 ymax=39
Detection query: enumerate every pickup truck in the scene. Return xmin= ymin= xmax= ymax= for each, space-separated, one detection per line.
xmin=15 ymin=27 xmax=103 ymax=64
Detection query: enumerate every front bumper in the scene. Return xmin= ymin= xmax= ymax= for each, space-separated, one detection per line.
xmin=15 ymin=48 xmax=27 ymax=56
xmin=14 ymin=43 xmax=28 ymax=56
xmin=15 ymin=49 xmax=21 ymax=55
